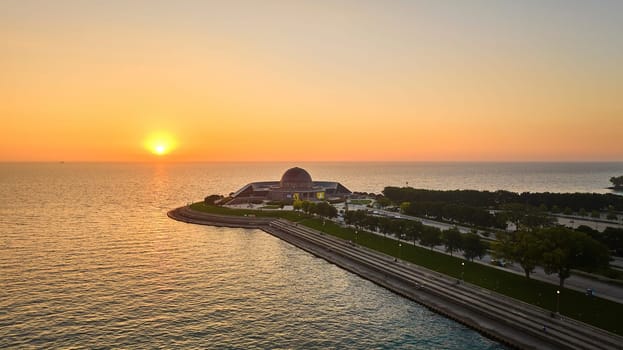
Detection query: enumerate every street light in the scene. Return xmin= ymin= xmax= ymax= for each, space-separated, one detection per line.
xmin=461 ymin=262 xmax=465 ymax=283
xmin=399 ymin=242 xmax=402 ymax=260
xmin=556 ymin=290 xmax=561 ymax=314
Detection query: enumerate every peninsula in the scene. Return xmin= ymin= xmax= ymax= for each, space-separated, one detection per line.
xmin=168 ymin=168 xmax=623 ymax=349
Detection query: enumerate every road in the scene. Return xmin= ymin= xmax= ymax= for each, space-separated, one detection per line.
xmin=340 ymin=205 xmax=623 ymax=304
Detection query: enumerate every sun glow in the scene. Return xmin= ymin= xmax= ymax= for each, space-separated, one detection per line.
xmin=144 ymin=132 xmax=176 ymax=157
xmin=154 ymin=144 xmax=167 ymax=155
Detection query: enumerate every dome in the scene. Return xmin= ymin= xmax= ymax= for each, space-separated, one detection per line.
xmin=280 ymin=167 xmax=313 ymax=189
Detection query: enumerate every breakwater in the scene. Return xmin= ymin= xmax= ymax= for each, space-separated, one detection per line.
xmin=168 ymin=206 xmax=623 ymax=350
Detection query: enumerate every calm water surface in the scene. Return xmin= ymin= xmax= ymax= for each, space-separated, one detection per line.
xmin=3 ymin=162 xmax=621 ymax=348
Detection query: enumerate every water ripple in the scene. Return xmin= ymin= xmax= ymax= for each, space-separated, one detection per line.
xmin=0 ymin=163 xmax=511 ymax=349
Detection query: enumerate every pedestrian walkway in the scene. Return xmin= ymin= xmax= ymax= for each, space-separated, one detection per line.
xmin=345 ymin=220 xmax=623 ymax=303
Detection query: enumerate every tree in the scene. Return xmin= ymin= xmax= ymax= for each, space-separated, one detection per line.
xmin=419 ymin=226 xmax=441 ymax=251
xmin=601 ymin=227 xmax=623 ymax=256
xmin=292 ymin=199 xmax=303 ymax=211
xmin=539 ymin=227 xmax=610 ymax=287
xmin=441 ymin=227 xmax=463 ymax=256
xmin=400 ymin=201 xmax=411 ymax=213
xmin=521 ymin=214 xmax=555 ymax=229
xmin=462 ymin=232 xmax=487 ymax=262
xmin=345 ymin=210 xmax=367 ymax=230
xmin=388 ymin=219 xmax=406 ymax=238
xmin=610 ymin=175 xmax=623 ymax=189
xmin=377 ymin=217 xmax=392 ymax=237
xmin=493 ymin=229 xmax=543 ymax=279
xmin=376 ymin=196 xmax=392 ymax=208
xmin=512 ymin=230 xmax=543 ymax=279
xmin=491 ymin=232 xmax=514 ymax=264
xmin=500 ymin=203 xmax=554 ymax=231
xmin=315 ymin=201 xmax=337 ymax=218
xmin=404 ymin=220 xmax=423 ymax=245
xmin=362 ymin=215 xmax=379 ymax=232
xmin=301 ymin=201 xmax=316 ymax=215
xmin=204 ymin=194 xmax=223 ymax=205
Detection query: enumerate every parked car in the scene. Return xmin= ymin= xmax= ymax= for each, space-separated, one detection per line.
xmin=490 ymin=258 xmax=507 ymax=267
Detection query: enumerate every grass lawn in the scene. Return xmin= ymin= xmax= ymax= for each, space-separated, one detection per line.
xmin=349 ymin=199 xmax=372 ymax=205
xmin=260 ymin=205 xmax=282 ymax=209
xmin=187 ymin=202 xmax=623 ymax=336
xmin=190 ymin=202 xmax=307 ymax=222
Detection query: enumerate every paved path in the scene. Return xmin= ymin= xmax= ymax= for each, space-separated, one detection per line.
xmin=368 ymin=227 xmax=623 ymax=304
xmin=340 ymin=205 xmax=623 ymax=303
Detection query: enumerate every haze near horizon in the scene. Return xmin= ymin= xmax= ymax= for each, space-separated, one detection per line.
xmin=2 ymin=1 xmax=622 ymax=162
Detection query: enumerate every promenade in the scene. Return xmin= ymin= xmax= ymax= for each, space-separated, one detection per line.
xmin=168 ymin=206 xmax=623 ymax=350
xmin=352 ymin=206 xmax=623 ymax=303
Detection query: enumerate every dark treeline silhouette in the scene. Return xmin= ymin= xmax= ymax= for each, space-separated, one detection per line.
xmin=576 ymin=225 xmax=623 ymax=257
xmin=493 ymin=227 xmax=611 ymax=286
xmin=344 ymin=210 xmax=488 ymax=261
xmin=383 ymin=187 xmax=623 ymax=212
xmin=402 ymin=201 xmax=506 ymax=229
xmin=293 ymin=200 xmax=338 ymax=218
xmin=611 ymin=176 xmax=623 ymax=189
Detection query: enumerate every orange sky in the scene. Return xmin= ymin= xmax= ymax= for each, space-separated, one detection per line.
xmin=1 ymin=1 xmax=622 ymax=162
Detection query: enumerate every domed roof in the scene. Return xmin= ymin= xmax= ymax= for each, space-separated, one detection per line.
xmin=280 ymin=167 xmax=313 ymax=189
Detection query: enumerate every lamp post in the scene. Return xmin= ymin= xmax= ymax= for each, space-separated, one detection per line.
xmin=461 ymin=262 xmax=465 ymax=283
xmin=556 ymin=290 xmax=561 ymax=314
xmin=355 ymin=230 xmax=358 ymax=243
xmin=399 ymin=242 xmax=402 ymax=260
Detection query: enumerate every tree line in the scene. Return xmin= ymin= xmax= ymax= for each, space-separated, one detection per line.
xmin=383 ymin=187 xmax=623 ymax=212
xmin=344 ymin=210 xmax=488 ymax=262
xmin=400 ymin=201 xmax=507 ymax=229
xmin=493 ymin=227 xmax=611 ymax=287
xmin=575 ymin=225 xmax=623 ymax=257
xmin=293 ymin=200 xmax=338 ymax=218
xmin=397 ymin=199 xmax=555 ymax=231
xmin=344 ymin=209 xmax=612 ymax=287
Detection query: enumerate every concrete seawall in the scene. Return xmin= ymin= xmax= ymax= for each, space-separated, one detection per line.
xmin=168 ymin=206 xmax=623 ymax=350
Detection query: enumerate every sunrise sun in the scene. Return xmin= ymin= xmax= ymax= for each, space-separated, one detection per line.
xmin=153 ymin=144 xmax=167 ymax=155
xmin=144 ymin=132 xmax=176 ymax=157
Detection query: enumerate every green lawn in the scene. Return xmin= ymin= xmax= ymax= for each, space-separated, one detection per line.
xmin=190 ymin=202 xmax=307 ymax=222
xmin=348 ymin=199 xmax=372 ymax=205
xmin=260 ymin=205 xmax=282 ymax=209
xmin=187 ymin=202 xmax=623 ymax=335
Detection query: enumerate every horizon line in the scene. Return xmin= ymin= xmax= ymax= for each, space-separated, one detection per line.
xmin=2 ymin=160 xmax=623 ymax=164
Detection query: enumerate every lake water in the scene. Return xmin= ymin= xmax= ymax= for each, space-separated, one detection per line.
xmin=2 ymin=162 xmax=622 ymax=348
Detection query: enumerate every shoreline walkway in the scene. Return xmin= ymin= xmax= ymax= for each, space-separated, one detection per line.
xmin=354 ymin=207 xmax=623 ymax=303
xmin=168 ymin=206 xmax=623 ymax=350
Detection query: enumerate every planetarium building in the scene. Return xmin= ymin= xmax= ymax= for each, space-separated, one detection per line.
xmin=228 ymin=167 xmax=351 ymax=204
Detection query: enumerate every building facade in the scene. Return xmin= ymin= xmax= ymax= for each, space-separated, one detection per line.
xmin=228 ymin=167 xmax=351 ymax=204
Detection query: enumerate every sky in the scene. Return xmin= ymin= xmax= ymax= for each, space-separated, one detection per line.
xmin=1 ymin=0 xmax=622 ymax=162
